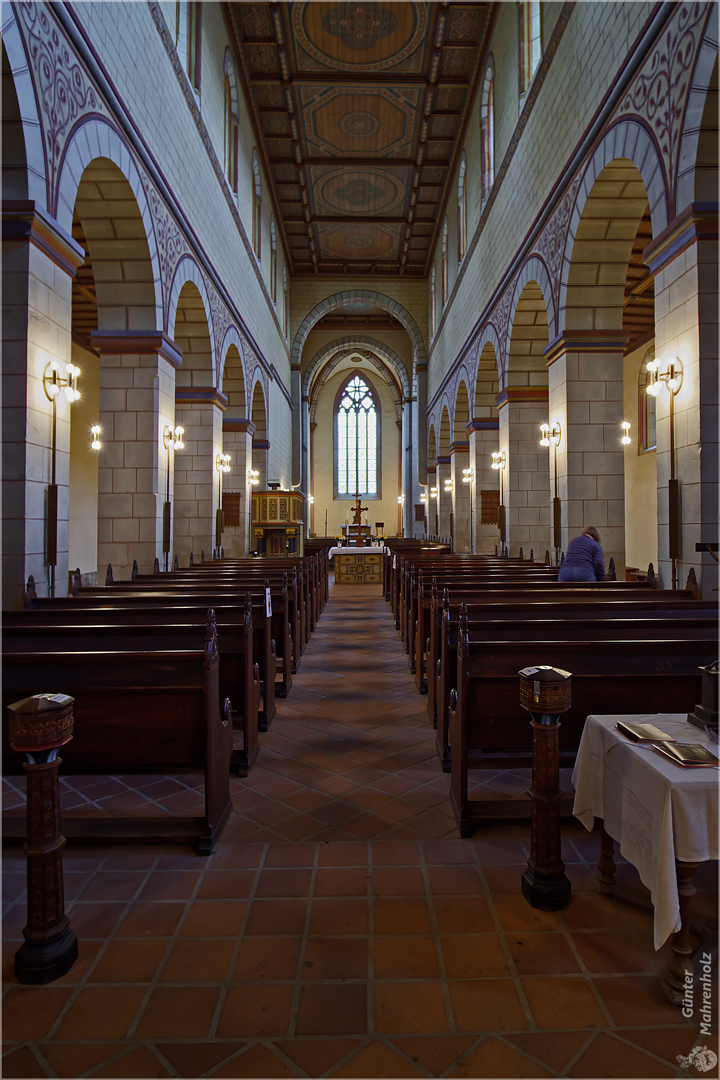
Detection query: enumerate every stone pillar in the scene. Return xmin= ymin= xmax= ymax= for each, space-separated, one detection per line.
xmin=252 ymin=438 xmax=269 ymax=489
xmin=300 ymin=394 xmax=310 ymax=498
xmin=497 ymin=389 xmax=550 ymax=558
xmin=644 ymin=205 xmax=718 ymax=597
xmin=402 ymin=399 xmax=413 ymax=538
xmin=450 ymin=442 xmax=470 ymax=552
xmin=545 ymin=333 xmax=626 ymax=575
xmin=91 ymin=330 xmax=179 ymax=580
xmin=2 ymin=203 xmax=84 ymax=608
xmin=426 ymin=464 xmax=437 ymax=538
xmin=222 ymin=418 xmax=254 ymax=557
xmin=436 ymin=456 xmax=452 ymax=542
xmin=291 ymin=363 xmax=302 ymax=488
xmin=173 ymin=389 xmax=225 ymax=564
xmin=467 ymin=419 xmax=500 ymax=553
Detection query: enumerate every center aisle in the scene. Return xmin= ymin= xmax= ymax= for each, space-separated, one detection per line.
xmin=231 ymin=582 xmax=458 ymax=843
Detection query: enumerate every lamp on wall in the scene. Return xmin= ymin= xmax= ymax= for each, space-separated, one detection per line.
xmin=248 ymin=468 xmax=260 ymax=485
xmin=620 ymin=421 xmax=631 ymax=445
xmin=162 ymin=424 xmax=184 ymax=572
xmin=397 ymin=493 xmax=405 ymax=538
xmin=491 ymin=451 xmax=506 ymax=545
xmin=90 ymin=425 xmax=101 ymax=451
xmin=420 ymin=491 xmax=428 ymax=539
xmin=43 ymin=360 xmax=82 ymax=597
xmin=430 ymin=485 xmax=439 ymax=538
xmin=645 ymin=356 xmax=684 ymax=588
xmin=463 ymin=467 xmax=474 ymax=553
xmin=539 ymin=423 xmax=562 ymax=564
xmin=215 ymin=453 xmax=231 ymax=554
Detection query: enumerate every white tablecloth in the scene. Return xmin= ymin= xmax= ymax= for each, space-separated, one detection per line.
xmin=572 ymin=713 xmax=719 ymax=949
xmin=328 ymin=545 xmax=384 ymax=558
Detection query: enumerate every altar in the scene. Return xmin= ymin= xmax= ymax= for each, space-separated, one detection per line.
xmin=334 ymin=550 xmax=382 ymax=584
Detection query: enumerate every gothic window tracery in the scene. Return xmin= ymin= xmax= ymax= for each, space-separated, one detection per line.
xmin=335 ymin=374 xmax=379 ymax=498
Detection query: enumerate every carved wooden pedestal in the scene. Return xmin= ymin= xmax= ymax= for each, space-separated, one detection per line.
xmin=6 ymin=695 xmax=78 ymax=984
xmin=518 ymin=666 xmax=573 ymax=911
xmin=522 ymin=718 xmax=572 ymax=910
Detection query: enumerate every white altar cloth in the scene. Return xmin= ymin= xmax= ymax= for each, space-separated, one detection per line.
xmin=572 ymin=713 xmax=718 ymax=949
xmin=328 ymin=544 xmax=384 ymax=558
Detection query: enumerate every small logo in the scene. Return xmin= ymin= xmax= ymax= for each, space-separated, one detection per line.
xmin=676 ymin=1046 xmax=718 ymax=1073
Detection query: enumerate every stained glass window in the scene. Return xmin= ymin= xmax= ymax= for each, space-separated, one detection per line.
xmin=337 ymin=376 xmax=377 ymax=497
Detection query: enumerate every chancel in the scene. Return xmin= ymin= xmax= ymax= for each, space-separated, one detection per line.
xmin=2 ymin=1 xmax=717 ymax=1076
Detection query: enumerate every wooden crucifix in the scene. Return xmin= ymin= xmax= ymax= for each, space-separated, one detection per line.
xmin=351 ymin=493 xmax=368 ymax=525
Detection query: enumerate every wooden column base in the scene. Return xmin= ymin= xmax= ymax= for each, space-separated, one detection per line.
xmin=15 ymin=924 xmax=78 ymax=985
xmin=522 ymin=866 xmax=572 ymax=911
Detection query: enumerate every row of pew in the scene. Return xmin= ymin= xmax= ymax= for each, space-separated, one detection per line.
xmin=2 ymin=552 xmax=329 ymax=851
xmin=382 ymin=540 xmax=716 ymax=836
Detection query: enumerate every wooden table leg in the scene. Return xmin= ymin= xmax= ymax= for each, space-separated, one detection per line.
xmin=663 ymin=860 xmax=700 ymax=1007
xmin=597 ymin=820 xmax=617 ymax=897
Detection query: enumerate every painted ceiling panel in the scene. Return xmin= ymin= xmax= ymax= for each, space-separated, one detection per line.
xmin=226 ymin=1 xmax=494 ymax=276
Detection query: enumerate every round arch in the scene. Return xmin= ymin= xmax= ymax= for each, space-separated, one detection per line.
xmin=677 ymin=46 xmax=718 ymax=209
xmin=503 ymin=255 xmax=555 ymax=388
xmin=1 ymin=19 xmax=47 ymax=205
xmin=218 ymin=326 xmax=248 ymax=414
xmin=558 ymin=121 xmax=669 ymax=334
xmin=56 ymin=118 xmax=162 ymax=330
xmin=291 ymin=291 xmax=427 ymax=370
xmin=454 ymin=379 xmax=471 ymax=442
xmin=168 ymin=256 xmax=217 ymax=382
xmin=303 ymin=335 xmax=410 ymax=400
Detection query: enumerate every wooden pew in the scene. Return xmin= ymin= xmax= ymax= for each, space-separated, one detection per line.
xmin=4 ymin=601 xmax=262 ymax=775
xmin=435 ymin=599 xmax=718 ymax=771
xmin=46 ymin=574 xmax=298 ymax=692
xmin=428 ymin=584 xmax=707 ymax=739
xmin=2 ymin=615 xmax=233 ymax=851
xmin=448 ymin=628 xmax=716 ymax=835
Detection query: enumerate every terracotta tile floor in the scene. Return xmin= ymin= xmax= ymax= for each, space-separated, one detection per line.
xmin=2 ymin=582 xmax=717 ymax=1078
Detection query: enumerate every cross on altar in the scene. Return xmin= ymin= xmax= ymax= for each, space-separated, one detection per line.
xmin=351 ymin=494 xmax=368 ymax=525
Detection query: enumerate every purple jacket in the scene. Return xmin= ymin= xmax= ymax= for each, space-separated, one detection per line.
xmin=563 ymin=535 xmax=605 ymax=581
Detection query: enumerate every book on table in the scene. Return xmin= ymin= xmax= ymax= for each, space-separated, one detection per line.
xmin=652 ymin=742 xmax=719 ymax=768
xmin=616 ymin=721 xmax=676 ymax=743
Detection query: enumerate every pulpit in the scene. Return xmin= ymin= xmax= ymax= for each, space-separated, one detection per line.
xmin=251 ymin=490 xmax=305 ymax=556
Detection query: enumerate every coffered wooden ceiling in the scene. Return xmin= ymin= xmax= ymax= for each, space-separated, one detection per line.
xmin=226 ymin=2 xmax=495 ymax=277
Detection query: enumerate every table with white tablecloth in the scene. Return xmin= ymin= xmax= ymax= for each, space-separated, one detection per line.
xmin=328 ymin=544 xmax=384 ymax=558
xmin=572 ymin=713 xmax=718 ymax=950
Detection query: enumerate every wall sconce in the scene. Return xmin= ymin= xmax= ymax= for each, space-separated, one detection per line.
xmin=646 ymin=357 xmax=684 ymax=588
xmin=539 ymin=422 xmax=561 ymax=447
xmin=43 ymin=360 xmax=81 ymax=404
xmin=430 ymin=486 xmax=439 ymax=500
xmin=490 ymin=451 xmax=506 ymax=543
xmin=463 ymin=468 xmax=475 ymax=553
xmin=308 ymin=494 xmax=314 ymax=504
xmin=397 ymin=493 xmax=405 ymax=538
xmin=248 ymin=469 xmax=260 ymax=486
xmin=90 ymin=425 xmax=101 ymax=451
xmin=444 ymin=478 xmax=454 ymax=493
xmin=42 ymin=360 xmax=82 ymax=597
xmin=162 ymin=425 xmax=185 ymax=571
xmin=215 ymin=453 xmax=231 ymax=552
xmin=621 ymin=421 xmax=631 ymax=445
xmin=540 ymin=422 xmax=562 ymax=561
xmin=420 ymin=492 xmax=427 ymax=504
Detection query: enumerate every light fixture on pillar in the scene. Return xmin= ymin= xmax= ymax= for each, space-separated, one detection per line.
xmin=248 ymin=468 xmax=260 ymax=485
xmin=462 ymin=467 xmax=474 ymax=554
xmin=397 ymin=493 xmax=405 ymax=538
xmin=620 ymin=421 xmax=631 ymax=445
xmin=491 ymin=451 xmax=506 ymax=546
xmin=162 ymin=424 xmax=185 ymax=572
xmin=215 ymin=453 xmax=231 ymax=554
xmin=431 ymin=485 xmax=439 ymax=538
xmin=42 ymin=360 xmax=82 ymax=597
xmin=444 ymin=478 xmax=454 ymax=492
xmin=645 ymin=356 xmax=684 ymax=588
xmin=540 ymin=423 xmax=562 ymax=565
xmin=420 ymin=491 xmax=428 ymax=539
xmin=90 ymin=425 xmax=101 ymax=451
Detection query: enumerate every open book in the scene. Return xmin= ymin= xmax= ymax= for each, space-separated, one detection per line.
xmin=616 ymin=721 xmax=676 ymax=743
xmin=652 ymin=742 xmax=719 ymax=768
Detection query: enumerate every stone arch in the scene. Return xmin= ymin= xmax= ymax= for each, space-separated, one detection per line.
xmin=56 ymin=118 xmax=162 ymax=329
xmin=678 ymin=47 xmax=718 ymax=208
xmin=291 ymin=291 xmax=427 ymax=370
xmin=1 ymin=20 xmax=47 ymax=205
xmin=303 ymin=335 xmax=410 ymax=400
xmin=220 ymin=330 xmax=247 ymax=421
xmin=309 ymin=350 xmax=402 ymax=426
xmin=558 ymin=122 xmax=669 ymax=334
xmin=439 ymin=406 xmax=451 ymax=456
xmin=504 ymin=256 xmax=554 ymax=386
xmin=454 ymin=379 xmax=470 ymax=441
xmin=218 ymin=326 xmax=248 ymax=407
xmin=251 ymin=378 xmax=267 ymax=441
xmin=168 ymin=256 xmax=216 ymax=384
xmin=427 ymin=423 xmax=437 ymax=463
xmin=474 ymin=341 xmax=500 ymax=415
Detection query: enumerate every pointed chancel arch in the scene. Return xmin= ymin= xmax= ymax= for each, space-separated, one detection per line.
xmin=309 ymin=351 xmax=402 ymax=427
xmin=303 ymin=336 xmax=410 ymax=401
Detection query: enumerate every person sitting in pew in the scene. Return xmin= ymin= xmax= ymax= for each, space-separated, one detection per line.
xmin=557 ymin=526 xmax=606 ymax=583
